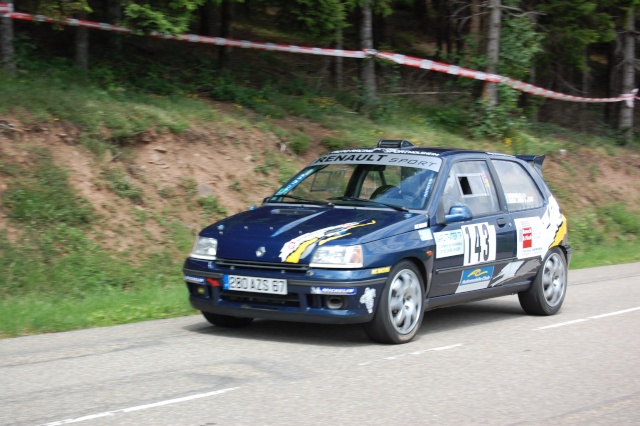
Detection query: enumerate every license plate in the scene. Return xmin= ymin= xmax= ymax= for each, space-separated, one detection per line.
xmin=223 ymin=275 xmax=288 ymax=295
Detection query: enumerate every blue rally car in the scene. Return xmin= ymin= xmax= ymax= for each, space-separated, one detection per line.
xmin=184 ymin=140 xmax=571 ymax=344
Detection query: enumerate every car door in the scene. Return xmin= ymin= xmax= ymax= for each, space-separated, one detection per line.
xmin=429 ymin=159 xmax=516 ymax=296
xmin=489 ymin=158 xmax=552 ymax=286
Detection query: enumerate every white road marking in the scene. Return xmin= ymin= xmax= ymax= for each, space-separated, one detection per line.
xmin=589 ymin=306 xmax=640 ymax=319
xmin=536 ymin=319 xmax=590 ymax=330
xmin=38 ymin=387 xmax=240 ymax=426
xmin=358 ymin=343 xmax=462 ymax=366
xmin=535 ymin=306 xmax=640 ymax=330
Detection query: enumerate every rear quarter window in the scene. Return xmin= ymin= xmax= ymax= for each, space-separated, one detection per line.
xmin=492 ymin=160 xmax=544 ymax=211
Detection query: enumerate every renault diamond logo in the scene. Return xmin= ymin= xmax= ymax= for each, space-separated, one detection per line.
xmin=256 ymin=246 xmax=266 ymax=257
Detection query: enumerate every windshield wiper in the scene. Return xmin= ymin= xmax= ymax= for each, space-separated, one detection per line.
xmin=271 ymin=194 xmax=334 ymax=207
xmin=328 ymin=196 xmax=408 ymax=212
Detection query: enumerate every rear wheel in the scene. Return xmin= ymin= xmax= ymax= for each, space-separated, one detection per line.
xmin=363 ymin=261 xmax=424 ymax=344
xmin=201 ymin=311 xmax=254 ymax=328
xmin=518 ymin=247 xmax=567 ymax=315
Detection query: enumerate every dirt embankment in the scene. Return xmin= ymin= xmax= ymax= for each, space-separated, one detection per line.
xmin=0 ymin=110 xmax=336 ymax=252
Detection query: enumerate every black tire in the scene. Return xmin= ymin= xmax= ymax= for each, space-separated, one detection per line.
xmin=363 ymin=261 xmax=424 ymax=344
xmin=202 ymin=311 xmax=254 ymax=328
xmin=518 ymin=247 xmax=567 ymax=315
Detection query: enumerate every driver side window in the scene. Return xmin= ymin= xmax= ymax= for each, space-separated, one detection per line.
xmin=439 ymin=161 xmax=500 ymax=217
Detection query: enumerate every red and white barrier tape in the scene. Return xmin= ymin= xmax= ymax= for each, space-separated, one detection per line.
xmin=0 ymin=2 xmax=11 ymax=14
xmin=376 ymin=52 xmax=639 ymax=106
xmin=1 ymin=2 xmax=637 ymax=106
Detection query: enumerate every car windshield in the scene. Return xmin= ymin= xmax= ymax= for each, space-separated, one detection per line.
xmin=267 ymin=152 xmax=441 ymax=210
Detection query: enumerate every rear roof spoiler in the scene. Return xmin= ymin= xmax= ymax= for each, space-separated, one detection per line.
xmin=515 ymin=154 xmax=545 ymax=175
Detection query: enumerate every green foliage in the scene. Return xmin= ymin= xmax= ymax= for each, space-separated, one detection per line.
xmin=274 ymin=0 xmax=349 ymax=42
xmin=568 ymin=203 xmax=640 ymax=268
xmin=35 ymin=1 xmax=92 ymax=18
xmin=288 ymin=131 xmax=311 ymax=154
xmin=469 ymin=89 xmax=527 ymax=140
xmin=320 ymin=136 xmax=350 ymax=151
xmin=103 ymin=167 xmax=144 ymax=204
xmin=210 ymin=74 xmax=287 ymax=118
xmin=0 ymin=228 xmax=193 ymax=337
xmin=197 ymin=195 xmax=227 ymax=217
xmin=538 ymin=0 xmax=616 ymax=73
xmin=254 ymin=150 xmax=278 ymax=175
xmin=123 ymin=0 xmax=206 ymax=35
xmin=178 ymin=177 xmax=198 ymax=198
xmin=498 ymin=15 xmax=543 ymax=81
xmin=2 ymin=150 xmax=93 ymax=226
xmin=570 ymin=203 xmax=640 ymax=247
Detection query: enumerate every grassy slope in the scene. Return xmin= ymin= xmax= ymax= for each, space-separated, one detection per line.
xmin=1 ymin=65 xmax=639 ymax=338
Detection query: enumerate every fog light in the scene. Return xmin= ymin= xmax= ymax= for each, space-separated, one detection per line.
xmin=324 ymin=296 xmax=346 ymax=310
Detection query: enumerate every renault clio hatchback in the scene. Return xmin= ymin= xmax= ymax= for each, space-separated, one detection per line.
xmin=184 ymin=140 xmax=571 ymax=344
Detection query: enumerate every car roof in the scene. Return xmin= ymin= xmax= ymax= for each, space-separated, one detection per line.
xmin=328 ymin=146 xmax=511 ymax=159
xmin=325 ymin=140 xmax=547 ymax=175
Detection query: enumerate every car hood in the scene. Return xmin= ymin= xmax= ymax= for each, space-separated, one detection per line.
xmin=200 ymin=205 xmax=426 ymax=264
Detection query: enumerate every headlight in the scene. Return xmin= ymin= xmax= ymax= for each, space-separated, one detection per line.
xmin=190 ymin=236 xmax=218 ymax=260
xmin=310 ymin=245 xmax=363 ymax=268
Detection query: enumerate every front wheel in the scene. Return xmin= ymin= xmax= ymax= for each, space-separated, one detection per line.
xmin=202 ymin=311 xmax=254 ymax=328
xmin=363 ymin=261 xmax=424 ymax=344
xmin=518 ymin=247 xmax=567 ymax=315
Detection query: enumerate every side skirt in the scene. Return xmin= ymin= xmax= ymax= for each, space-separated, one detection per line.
xmin=424 ymin=282 xmax=531 ymax=311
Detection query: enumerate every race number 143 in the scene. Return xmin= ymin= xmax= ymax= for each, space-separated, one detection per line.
xmin=461 ymin=223 xmax=496 ymax=266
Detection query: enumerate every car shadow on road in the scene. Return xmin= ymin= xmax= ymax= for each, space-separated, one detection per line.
xmin=184 ymin=296 xmax=527 ymax=346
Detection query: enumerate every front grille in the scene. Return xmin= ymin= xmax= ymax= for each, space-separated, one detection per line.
xmin=215 ymin=258 xmax=309 ymax=273
xmin=221 ymin=290 xmax=300 ymax=308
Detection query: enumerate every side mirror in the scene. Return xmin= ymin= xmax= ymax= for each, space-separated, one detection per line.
xmin=445 ymin=204 xmax=472 ymax=224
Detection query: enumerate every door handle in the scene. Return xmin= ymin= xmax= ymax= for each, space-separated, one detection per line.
xmin=496 ymin=217 xmax=507 ymax=227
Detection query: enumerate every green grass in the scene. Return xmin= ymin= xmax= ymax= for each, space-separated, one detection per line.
xmin=570 ymin=239 xmax=640 ymax=269
xmin=0 ymin=283 xmax=194 ymax=338
xmin=0 ymin=66 xmax=216 ymax=152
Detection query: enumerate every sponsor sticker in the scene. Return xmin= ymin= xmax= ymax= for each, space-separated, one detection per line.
xmin=359 ymin=287 xmax=377 ymax=313
xmin=184 ymin=275 xmax=206 ymax=284
xmin=418 ymin=228 xmax=433 ymax=241
xmin=514 ymin=217 xmax=544 ymax=259
xmin=279 ymin=220 xmax=376 ymax=263
xmin=456 ymin=266 xmax=494 ymax=293
xmin=310 ymin=286 xmax=357 ymax=295
xmin=434 ymin=229 xmax=464 ymax=258
xmin=310 ymin=152 xmax=441 ymax=171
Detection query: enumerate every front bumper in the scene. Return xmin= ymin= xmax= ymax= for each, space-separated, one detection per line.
xmin=183 ymin=261 xmax=388 ymax=324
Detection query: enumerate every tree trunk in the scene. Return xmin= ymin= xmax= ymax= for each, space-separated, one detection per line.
xmin=75 ymin=12 xmax=89 ymax=70
xmin=413 ymin=0 xmax=428 ymax=34
xmin=469 ymin=0 xmax=481 ymax=50
xmin=199 ymin=0 xmax=216 ymax=36
xmin=334 ymin=25 xmax=344 ymax=90
xmin=360 ymin=0 xmax=377 ymax=107
xmin=218 ymin=0 xmax=233 ymax=68
xmin=106 ymin=0 xmax=122 ymax=50
xmin=619 ymin=7 xmax=635 ymax=144
xmin=483 ymin=0 xmax=501 ymax=107
xmin=0 ymin=2 xmax=16 ymax=76
xmin=604 ymin=40 xmax=617 ymax=126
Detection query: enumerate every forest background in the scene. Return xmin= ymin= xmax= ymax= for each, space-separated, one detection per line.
xmin=1 ymin=0 xmax=639 ymax=337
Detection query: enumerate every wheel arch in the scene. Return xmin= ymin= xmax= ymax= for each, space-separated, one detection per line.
xmin=395 ymin=255 xmax=431 ymax=296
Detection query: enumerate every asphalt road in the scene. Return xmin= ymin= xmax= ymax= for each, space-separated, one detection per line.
xmin=1 ymin=263 xmax=639 ymax=426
